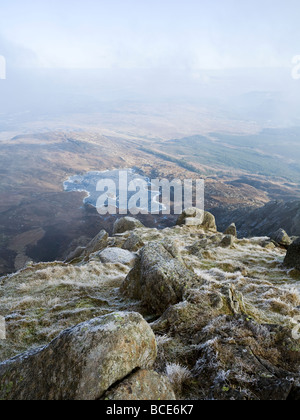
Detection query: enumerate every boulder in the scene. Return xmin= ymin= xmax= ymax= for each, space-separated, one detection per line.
xmin=177 ymin=207 xmax=204 ymax=226
xmin=123 ymin=232 xmax=146 ymax=252
xmin=188 ymin=239 xmax=208 ymax=256
xmin=284 ymin=238 xmax=300 ymax=271
xmin=102 ymin=369 xmax=176 ymax=400
xmin=271 ymin=228 xmax=292 ymax=248
xmin=64 ymin=246 xmax=86 ymax=263
xmin=65 ymin=230 xmax=108 ymax=262
xmin=0 ymin=312 xmax=157 ymax=400
xmin=263 ymin=241 xmax=276 ymax=250
xmin=177 ymin=209 xmax=217 ymax=232
xmin=220 ymin=235 xmax=235 ymax=248
xmin=202 ymin=212 xmax=217 ymax=232
xmin=98 ymin=247 xmax=137 ymax=266
xmin=113 ymin=217 xmax=145 ymax=235
xmin=224 ymin=223 xmax=237 ymax=237
xmin=84 ymin=229 xmax=109 ymax=254
xmin=121 ymin=242 xmax=197 ymax=315
xmin=184 ymin=217 xmax=204 ymax=227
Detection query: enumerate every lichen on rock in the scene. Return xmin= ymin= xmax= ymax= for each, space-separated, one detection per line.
xmin=1 ymin=212 xmax=300 ymax=400
xmin=121 ymin=242 xmax=200 ymax=315
xmin=0 ymin=312 xmax=157 ymax=400
xmin=102 ymin=369 xmax=176 ymax=400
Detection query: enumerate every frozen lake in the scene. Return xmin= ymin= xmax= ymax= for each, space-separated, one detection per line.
xmin=63 ymin=168 xmax=163 ymax=214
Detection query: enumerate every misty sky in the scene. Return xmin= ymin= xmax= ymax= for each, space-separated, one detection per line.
xmin=0 ymin=0 xmax=300 ymax=70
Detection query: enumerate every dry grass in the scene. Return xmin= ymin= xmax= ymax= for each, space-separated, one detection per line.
xmin=1 ymin=223 xmax=300 ymax=400
xmin=166 ymin=363 xmax=193 ymax=397
xmin=0 ymin=260 xmax=138 ymax=361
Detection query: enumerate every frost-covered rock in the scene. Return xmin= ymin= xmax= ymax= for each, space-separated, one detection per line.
xmin=65 ymin=229 xmax=108 ymax=262
xmin=113 ymin=217 xmax=145 ymax=235
xmin=122 ymin=232 xmax=146 ymax=252
xmin=0 ymin=312 xmax=157 ymax=400
xmin=284 ymin=237 xmax=300 ymax=270
xmin=202 ymin=211 xmax=217 ymax=232
xmin=271 ymin=228 xmax=292 ymax=248
xmin=2 ymin=214 xmax=300 ymax=401
xmin=220 ymin=234 xmax=235 ymax=248
xmin=121 ymin=242 xmax=198 ymax=315
xmin=193 ymin=317 xmax=300 ymax=401
xmin=177 ymin=209 xmax=217 ymax=232
xmin=177 ymin=207 xmax=203 ymax=226
xmin=98 ymin=247 xmax=137 ymax=266
xmin=224 ymin=223 xmax=237 ymax=237
xmin=102 ymin=369 xmax=176 ymax=400
xmin=84 ymin=229 xmax=109 ymax=255
xmin=64 ymin=246 xmax=86 ymax=263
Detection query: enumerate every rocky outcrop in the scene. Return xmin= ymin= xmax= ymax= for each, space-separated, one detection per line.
xmin=177 ymin=208 xmax=217 ymax=232
xmin=1 ymin=212 xmax=300 ymax=401
xmin=65 ymin=229 xmax=108 ymax=262
xmin=102 ymin=369 xmax=176 ymax=400
xmin=177 ymin=207 xmax=204 ymax=226
xmin=122 ymin=232 xmax=146 ymax=252
xmin=121 ymin=242 xmax=198 ymax=315
xmin=64 ymin=245 xmax=86 ymax=263
xmin=271 ymin=228 xmax=292 ymax=248
xmin=193 ymin=317 xmax=300 ymax=401
xmin=220 ymin=234 xmax=235 ymax=248
xmin=0 ymin=312 xmax=157 ymax=400
xmin=98 ymin=247 xmax=137 ymax=266
xmin=202 ymin=211 xmax=217 ymax=232
xmin=113 ymin=217 xmax=145 ymax=235
xmin=84 ymin=229 xmax=109 ymax=254
xmin=224 ymin=223 xmax=237 ymax=237
xmin=152 ymin=288 xmax=300 ymax=400
xmin=284 ymin=238 xmax=300 ymax=271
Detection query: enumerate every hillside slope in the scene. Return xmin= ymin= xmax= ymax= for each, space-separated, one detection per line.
xmin=1 ymin=213 xmax=300 ymax=400
xmin=213 ymin=200 xmax=300 ymax=238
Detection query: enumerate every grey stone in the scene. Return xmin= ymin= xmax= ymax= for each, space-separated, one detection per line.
xmin=123 ymin=232 xmax=146 ymax=252
xmin=64 ymin=246 xmax=86 ymax=263
xmin=202 ymin=212 xmax=217 ymax=232
xmin=0 ymin=312 xmax=157 ymax=400
xmin=177 ymin=207 xmax=204 ymax=226
xmin=224 ymin=223 xmax=237 ymax=237
xmin=65 ymin=230 xmax=108 ymax=262
xmin=284 ymin=238 xmax=300 ymax=271
xmin=177 ymin=209 xmax=217 ymax=232
xmin=121 ymin=242 xmax=197 ymax=315
xmin=98 ymin=247 xmax=137 ymax=266
xmin=84 ymin=229 xmax=109 ymax=255
xmin=271 ymin=228 xmax=292 ymax=248
xmin=220 ymin=235 xmax=235 ymax=248
xmin=102 ymin=369 xmax=176 ymax=401
xmin=113 ymin=217 xmax=145 ymax=235
xmin=185 ymin=217 xmax=203 ymax=227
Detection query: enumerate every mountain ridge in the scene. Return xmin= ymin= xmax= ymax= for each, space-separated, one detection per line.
xmin=1 ymin=211 xmax=300 ymax=400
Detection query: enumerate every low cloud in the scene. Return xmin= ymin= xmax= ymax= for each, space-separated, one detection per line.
xmin=0 ymin=33 xmax=38 ymax=70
